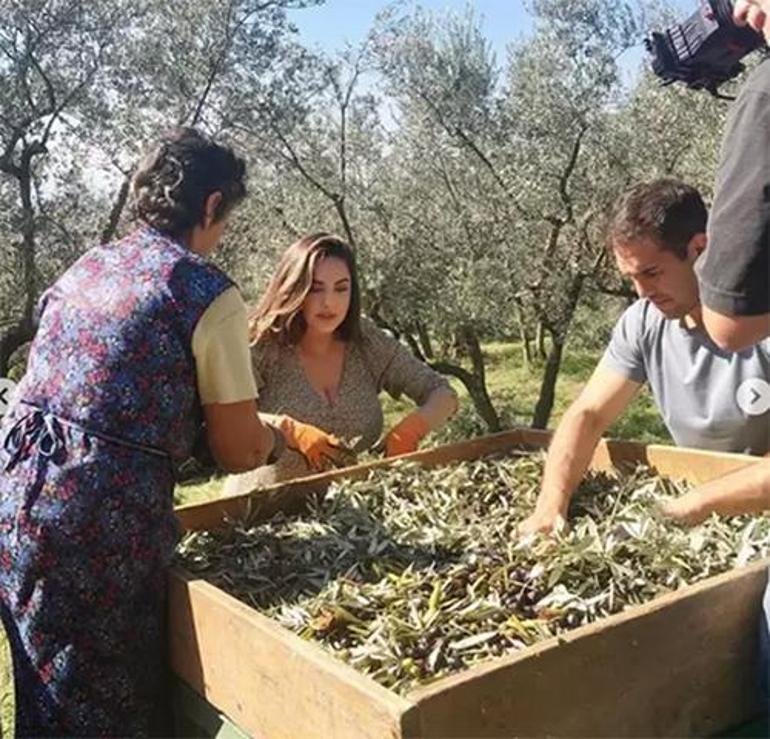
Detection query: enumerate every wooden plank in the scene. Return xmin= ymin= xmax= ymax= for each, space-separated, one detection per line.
xmin=173 ymin=680 xmax=250 ymax=738
xmin=408 ymin=559 xmax=769 ymax=738
xmin=171 ymin=431 xmax=766 ymax=738
xmin=593 ymin=441 xmax=757 ymax=483
xmin=167 ymin=568 xmax=421 ymax=739
xmin=514 ymin=429 xmax=757 ymax=482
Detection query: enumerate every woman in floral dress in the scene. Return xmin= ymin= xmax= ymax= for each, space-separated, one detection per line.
xmin=0 ymin=128 xmax=341 ymax=736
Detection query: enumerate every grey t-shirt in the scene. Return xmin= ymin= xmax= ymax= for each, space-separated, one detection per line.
xmin=601 ymin=299 xmax=770 ymax=455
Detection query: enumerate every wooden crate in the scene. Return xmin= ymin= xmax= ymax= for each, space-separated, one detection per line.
xmin=169 ymin=429 xmax=768 ymax=738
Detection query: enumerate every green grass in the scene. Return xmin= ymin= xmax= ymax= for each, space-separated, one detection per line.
xmin=0 ymin=341 xmax=669 ymax=731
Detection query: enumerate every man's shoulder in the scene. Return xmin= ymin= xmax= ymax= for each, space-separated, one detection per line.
xmin=608 ymin=299 xmax=679 ymax=364
xmin=614 ymin=298 xmax=663 ymax=334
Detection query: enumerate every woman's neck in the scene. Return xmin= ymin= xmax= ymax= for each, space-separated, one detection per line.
xmin=299 ymin=329 xmax=339 ymax=357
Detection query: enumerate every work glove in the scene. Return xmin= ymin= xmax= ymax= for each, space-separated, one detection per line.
xmin=383 ymin=413 xmax=429 ymax=457
xmin=280 ymin=417 xmax=352 ymax=471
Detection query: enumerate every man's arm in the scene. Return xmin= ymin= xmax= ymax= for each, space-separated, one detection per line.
xmin=701 ymin=306 xmax=770 ymax=353
xmin=519 ymin=366 xmax=641 ymax=535
xmin=696 ymin=3 xmax=770 ymax=350
xmin=659 ymin=458 xmax=770 ymax=526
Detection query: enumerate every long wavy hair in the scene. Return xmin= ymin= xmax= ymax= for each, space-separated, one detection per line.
xmin=249 ymin=233 xmax=362 ymax=346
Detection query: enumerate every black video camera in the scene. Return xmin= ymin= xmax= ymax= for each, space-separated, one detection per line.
xmin=646 ymin=0 xmax=766 ymax=97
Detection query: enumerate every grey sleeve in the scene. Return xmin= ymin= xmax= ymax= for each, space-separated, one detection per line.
xmin=599 ymin=303 xmax=648 ymax=384
xmin=697 ymin=60 xmax=770 ymax=317
xmin=380 ymin=342 xmax=452 ymax=404
xmin=360 ymin=320 xmax=452 ymax=404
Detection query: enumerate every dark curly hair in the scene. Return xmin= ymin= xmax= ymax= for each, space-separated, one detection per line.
xmin=129 ymin=127 xmax=247 ymax=239
xmin=607 ymin=179 xmax=707 ymax=260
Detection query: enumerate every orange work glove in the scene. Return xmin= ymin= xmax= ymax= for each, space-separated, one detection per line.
xmin=384 ymin=414 xmax=430 ymax=458
xmin=279 ymin=417 xmax=347 ymax=471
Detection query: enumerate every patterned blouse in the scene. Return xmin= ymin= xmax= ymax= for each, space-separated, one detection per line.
xmin=222 ymin=318 xmax=451 ymax=494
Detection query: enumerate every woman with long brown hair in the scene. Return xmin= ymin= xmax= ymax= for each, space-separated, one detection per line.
xmin=223 ymin=233 xmax=458 ymax=494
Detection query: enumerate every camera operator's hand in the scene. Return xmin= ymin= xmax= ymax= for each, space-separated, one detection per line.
xmin=735 ymin=0 xmax=770 ymax=43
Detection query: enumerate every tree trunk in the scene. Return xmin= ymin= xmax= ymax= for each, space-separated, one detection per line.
xmin=531 ymin=274 xmax=586 ymax=429
xmin=515 ymin=302 xmax=531 ymax=368
xmin=465 ymin=373 xmax=501 ymax=433
xmin=333 ymin=194 xmax=356 ymax=249
xmin=530 ymin=331 xmax=564 ymax=430
xmin=3 ymin=154 xmax=40 ymax=376
xmin=432 ymin=324 xmax=500 ymax=432
xmin=415 ymin=321 xmax=434 ymax=360
xmin=101 ymin=175 xmax=131 ymax=243
xmin=432 ymin=358 xmax=501 ymax=433
xmin=536 ymin=320 xmax=547 ymax=360
xmin=403 ymin=331 xmax=426 ymax=362
xmin=0 ymin=319 xmax=35 ymax=377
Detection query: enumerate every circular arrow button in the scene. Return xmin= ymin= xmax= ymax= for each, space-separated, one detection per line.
xmin=0 ymin=378 xmax=17 ymax=417
xmin=737 ymin=378 xmax=770 ymax=417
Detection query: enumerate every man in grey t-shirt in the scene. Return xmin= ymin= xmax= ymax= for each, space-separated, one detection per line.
xmin=521 ymin=179 xmax=770 ymax=535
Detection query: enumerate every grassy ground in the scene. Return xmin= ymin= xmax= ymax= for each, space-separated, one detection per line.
xmin=0 ymin=341 xmax=668 ymax=733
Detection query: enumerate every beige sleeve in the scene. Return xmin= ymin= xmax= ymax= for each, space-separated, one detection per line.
xmin=192 ymin=286 xmax=258 ymax=405
xmin=250 ymin=338 xmax=272 ymax=395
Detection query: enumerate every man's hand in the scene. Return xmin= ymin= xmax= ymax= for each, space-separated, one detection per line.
xmin=657 ymin=493 xmax=708 ymax=527
xmin=735 ymin=1 xmax=770 ymax=43
xmin=659 ymin=460 xmax=770 ymax=525
xmin=518 ymin=507 xmax=568 ymax=537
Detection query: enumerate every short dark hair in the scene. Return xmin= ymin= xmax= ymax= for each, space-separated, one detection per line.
xmin=130 ymin=127 xmax=246 ymax=239
xmin=607 ymin=179 xmax=707 ymax=260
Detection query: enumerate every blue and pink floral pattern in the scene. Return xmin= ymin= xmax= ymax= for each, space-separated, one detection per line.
xmin=0 ymin=226 xmax=232 ymax=736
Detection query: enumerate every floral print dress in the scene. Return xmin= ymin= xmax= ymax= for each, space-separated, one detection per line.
xmin=0 ymin=227 xmax=232 ymax=736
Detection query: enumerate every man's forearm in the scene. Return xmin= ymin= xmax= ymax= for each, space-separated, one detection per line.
xmin=690 ymin=459 xmax=770 ymax=518
xmin=536 ymin=407 xmax=606 ymax=515
xmin=661 ymin=458 xmax=770 ymax=525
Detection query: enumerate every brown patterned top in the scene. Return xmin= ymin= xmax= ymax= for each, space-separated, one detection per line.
xmin=222 ymin=318 xmax=451 ymax=494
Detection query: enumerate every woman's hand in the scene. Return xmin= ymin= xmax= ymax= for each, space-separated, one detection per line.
xmin=384 ymin=413 xmax=430 ymax=457
xmin=278 ymin=416 xmax=349 ymax=471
